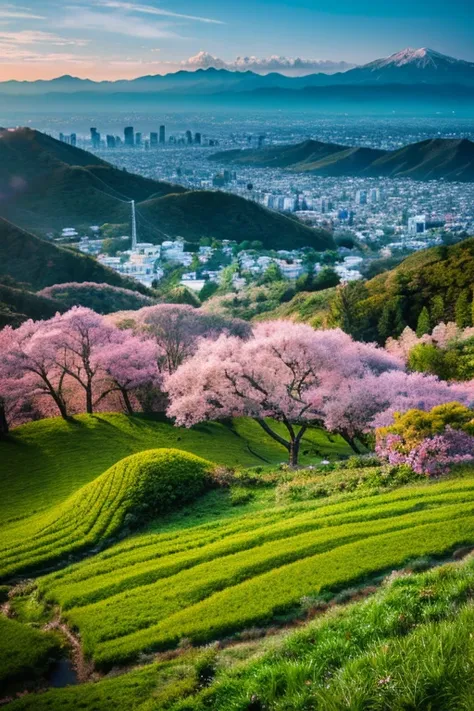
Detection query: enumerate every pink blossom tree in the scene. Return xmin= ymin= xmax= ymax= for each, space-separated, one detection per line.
xmin=94 ymin=334 xmax=161 ymax=415
xmin=319 ymin=369 xmax=473 ymax=446
xmin=167 ymin=322 xmax=402 ymax=464
xmin=0 ymin=320 xmax=70 ymax=420
xmin=50 ymin=307 xmax=121 ymax=415
xmin=109 ymin=304 xmax=251 ymax=374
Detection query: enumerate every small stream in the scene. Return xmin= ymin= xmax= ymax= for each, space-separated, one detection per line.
xmin=47 ymin=656 xmax=78 ymax=688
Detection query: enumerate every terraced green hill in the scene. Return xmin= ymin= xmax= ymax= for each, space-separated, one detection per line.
xmin=7 ymin=555 xmax=474 ymax=711
xmin=2 ymin=415 xmax=474 ymax=709
xmin=0 ymin=414 xmax=347 ymax=528
xmin=0 ymin=449 xmax=213 ymax=579
xmin=37 ymin=476 xmax=474 ymax=669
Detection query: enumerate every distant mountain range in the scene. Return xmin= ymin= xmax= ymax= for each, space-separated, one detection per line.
xmin=0 ymin=128 xmax=333 ymax=252
xmin=210 ymin=137 xmax=474 ymax=182
xmin=1 ymin=48 xmax=473 ymax=99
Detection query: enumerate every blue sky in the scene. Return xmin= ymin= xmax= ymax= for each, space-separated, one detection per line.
xmin=0 ymin=0 xmax=472 ymax=80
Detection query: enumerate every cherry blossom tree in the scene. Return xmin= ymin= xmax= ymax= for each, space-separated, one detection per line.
xmin=49 ymin=307 xmax=120 ymax=415
xmin=0 ymin=320 xmax=70 ymax=420
xmin=109 ymin=304 xmax=251 ymax=374
xmin=167 ymin=322 xmax=402 ymax=465
xmin=94 ymin=334 xmax=161 ymax=415
xmin=320 ymin=369 xmax=473 ymax=447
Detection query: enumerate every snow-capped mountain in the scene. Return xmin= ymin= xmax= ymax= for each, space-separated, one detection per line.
xmin=345 ymin=47 xmax=474 ymax=84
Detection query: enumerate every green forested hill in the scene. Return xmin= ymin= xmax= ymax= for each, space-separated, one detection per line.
xmin=261 ymin=239 xmax=474 ymax=342
xmin=0 ymin=218 xmax=150 ymax=294
xmin=0 ymin=279 xmax=65 ymax=327
xmin=140 ymin=190 xmax=334 ymax=250
xmin=0 ymin=128 xmax=332 ymax=250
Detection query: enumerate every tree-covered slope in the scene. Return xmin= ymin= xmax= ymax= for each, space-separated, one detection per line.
xmin=140 ymin=190 xmax=334 ymax=251
xmin=0 ymin=218 xmax=150 ymax=293
xmin=0 ymin=278 xmax=65 ymax=327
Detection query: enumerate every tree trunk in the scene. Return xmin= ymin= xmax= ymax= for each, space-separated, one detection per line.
xmin=121 ymin=388 xmax=134 ymax=416
xmin=289 ymin=438 xmax=300 ymax=466
xmin=0 ymin=404 xmax=9 ymax=436
xmin=86 ymin=383 xmax=93 ymax=414
xmin=341 ymin=432 xmax=362 ymax=454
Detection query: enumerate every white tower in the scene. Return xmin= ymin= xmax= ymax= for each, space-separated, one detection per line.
xmin=131 ymin=199 xmax=137 ymax=250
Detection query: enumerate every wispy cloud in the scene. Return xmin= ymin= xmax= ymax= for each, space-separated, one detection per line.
xmin=96 ymin=1 xmax=224 ymax=25
xmin=61 ymin=8 xmax=182 ymax=39
xmin=0 ymin=4 xmax=45 ymax=20
xmin=0 ymin=30 xmax=89 ymax=46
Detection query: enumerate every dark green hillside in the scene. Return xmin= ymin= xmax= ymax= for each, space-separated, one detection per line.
xmin=370 ymin=137 xmax=474 ymax=181
xmin=140 ymin=190 xmax=334 ymax=250
xmin=0 ymin=127 xmax=185 ymax=229
xmin=357 ymin=238 xmax=474 ymax=340
xmin=264 ymin=238 xmax=474 ymax=342
xmin=0 ymin=218 xmax=150 ymax=293
xmin=0 ymin=279 xmax=65 ymax=327
xmin=211 ymin=137 xmax=474 ymax=181
xmin=210 ymin=139 xmax=351 ymax=168
xmin=0 ymin=128 xmax=332 ymax=249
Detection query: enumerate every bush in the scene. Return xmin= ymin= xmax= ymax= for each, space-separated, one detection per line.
xmin=376 ymin=403 xmax=474 ymax=476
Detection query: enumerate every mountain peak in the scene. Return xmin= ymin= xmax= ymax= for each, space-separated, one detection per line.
xmin=366 ymin=47 xmax=462 ymax=70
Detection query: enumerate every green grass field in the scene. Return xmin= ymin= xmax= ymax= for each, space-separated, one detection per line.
xmin=1 ymin=414 xmax=474 ymax=709
xmin=0 ymin=414 xmax=349 ymax=527
xmin=34 ymin=476 xmax=474 ymax=669
xmin=0 ymin=616 xmax=62 ymax=694
xmin=5 ymin=555 xmax=474 ymax=710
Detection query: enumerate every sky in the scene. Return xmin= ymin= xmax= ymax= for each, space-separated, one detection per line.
xmin=0 ymin=0 xmax=473 ymax=81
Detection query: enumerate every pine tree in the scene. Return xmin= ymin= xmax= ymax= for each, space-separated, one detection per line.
xmin=416 ymin=306 xmax=431 ymax=337
xmin=430 ymin=294 xmax=444 ymax=325
xmin=455 ymin=290 xmax=472 ymax=328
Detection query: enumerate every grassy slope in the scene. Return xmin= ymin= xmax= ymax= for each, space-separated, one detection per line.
xmin=55 ymin=477 xmax=474 ymax=667
xmin=0 ymin=616 xmax=61 ymax=694
xmin=0 ymin=414 xmax=348 ymax=527
xmin=6 ymin=551 xmax=474 ymax=710
xmin=0 ymin=449 xmax=213 ymax=579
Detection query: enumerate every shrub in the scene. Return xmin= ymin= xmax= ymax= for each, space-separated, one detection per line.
xmin=376 ymin=403 xmax=474 ymax=476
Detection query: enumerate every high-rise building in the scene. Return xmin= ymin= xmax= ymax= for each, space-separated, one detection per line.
xmin=59 ymin=132 xmax=65 ymax=143
xmin=408 ymin=215 xmax=426 ymax=236
xmin=135 ymin=132 xmax=142 ymax=147
xmin=194 ymin=132 xmax=202 ymax=145
xmin=124 ymin=126 xmax=134 ymax=147
xmin=106 ymin=135 xmax=116 ymax=148
xmin=159 ymin=125 xmax=165 ymax=144
xmin=150 ymin=132 xmax=158 ymax=147
xmin=70 ymin=133 xmax=77 ymax=147
xmin=185 ymin=130 xmax=193 ymax=145
xmin=90 ymin=127 xmax=100 ymax=149
xmin=258 ymin=135 xmax=266 ymax=148
xmin=355 ymin=189 xmax=367 ymax=205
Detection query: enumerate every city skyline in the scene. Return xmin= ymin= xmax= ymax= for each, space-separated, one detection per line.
xmin=0 ymin=0 xmax=473 ymax=81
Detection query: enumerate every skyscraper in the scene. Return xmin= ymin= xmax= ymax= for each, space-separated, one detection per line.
xmin=70 ymin=133 xmax=77 ymax=147
xmin=106 ymin=135 xmax=116 ymax=148
xmin=185 ymin=130 xmax=193 ymax=145
xmin=124 ymin=126 xmax=134 ymax=147
xmin=150 ymin=132 xmax=158 ymax=147
xmin=135 ymin=132 xmax=142 ymax=147
xmin=194 ymin=132 xmax=202 ymax=145
xmin=90 ymin=127 xmax=100 ymax=149
xmin=159 ymin=125 xmax=165 ymax=144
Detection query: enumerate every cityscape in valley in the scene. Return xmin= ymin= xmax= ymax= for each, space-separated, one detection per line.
xmin=2 ymin=1 xmax=474 ymax=709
